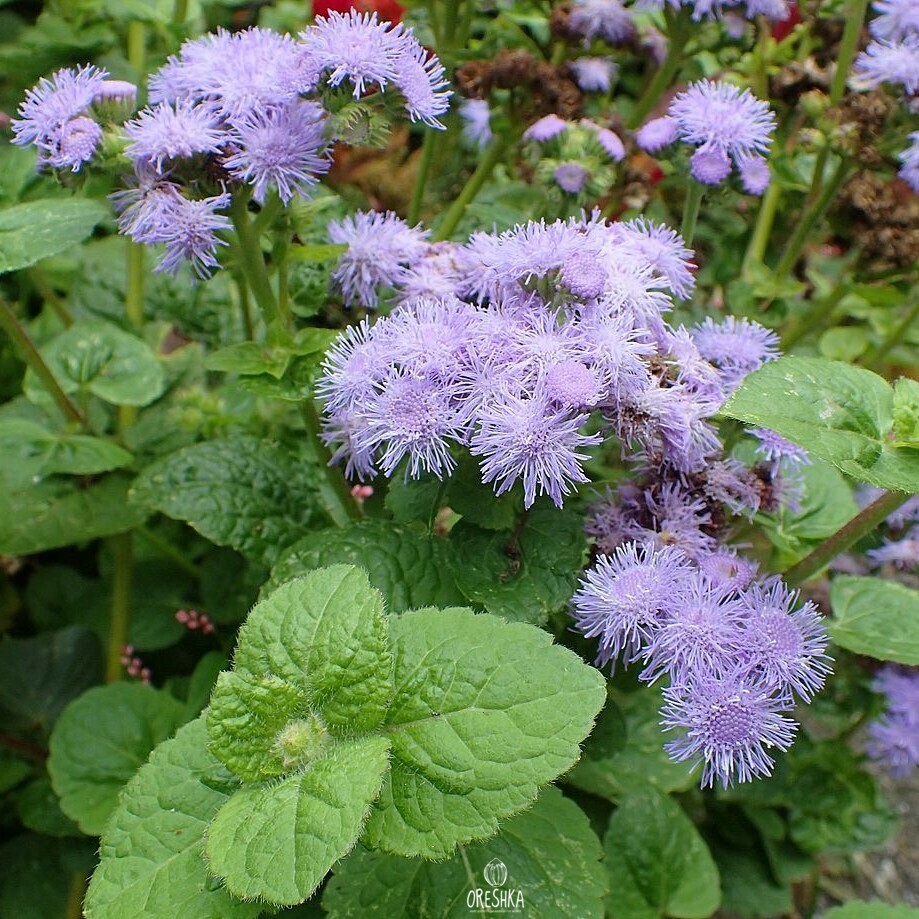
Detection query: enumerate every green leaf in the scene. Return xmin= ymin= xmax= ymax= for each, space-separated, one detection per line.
xmin=270 ymin=520 xmax=465 ymax=611
xmin=564 ymin=688 xmax=697 ymax=799
xmin=24 ymin=320 xmax=165 ymax=408
xmin=721 ymin=356 xmax=919 ymax=493
xmin=0 ymin=474 xmax=147 ymax=556
xmin=829 ymin=576 xmax=919 ymax=664
xmin=289 ymin=242 xmax=348 ymax=262
xmin=824 ymin=903 xmax=919 ymax=919
xmin=603 ymin=789 xmax=721 ymax=919
xmin=48 ymin=682 xmax=186 ymax=835
xmin=0 ymin=419 xmax=133 ymax=486
xmin=362 ymin=607 xmax=607 ymax=857
xmin=231 ymin=566 xmax=394 ymax=734
xmin=16 ymin=777 xmax=82 ymax=837
xmin=0 ymin=199 xmax=109 ymax=273
xmin=711 ymin=843 xmax=792 ymax=919
xmin=448 ymin=503 xmax=587 ymax=625
xmin=384 ymin=473 xmax=444 ymax=526
xmin=205 ymin=735 xmax=392 ymax=906
xmin=0 ymin=626 xmax=101 ymax=732
xmin=445 ymin=453 xmax=519 ymax=530
xmin=84 ymin=717 xmax=261 ymax=919
xmin=132 ymin=435 xmax=326 ymax=566
xmin=204 ymin=341 xmax=291 ymax=378
xmin=324 ymin=787 xmax=607 ymax=919
xmin=892 ymin=377 xmax=919 ymax=446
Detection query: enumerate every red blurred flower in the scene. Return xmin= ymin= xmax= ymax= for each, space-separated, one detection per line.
xmin=772 ymin=3 xmax=800 ymax=43
xmin=313 ymin=0 xmax=404 ymax=22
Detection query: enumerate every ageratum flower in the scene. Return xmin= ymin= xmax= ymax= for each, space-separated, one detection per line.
xmin=571 ymin=542 xmax=694 ymax=667
xmin=569 ymin=0 xmax=635 ymax=44
xmin=459 ymin=98 xmax=493 ymax=149
xmin=570 ymin=57 xmax=618 ymax=92
xmin=12 ymin=65 xmax=108 ymax=170
xmin=328 ymin=210 xmax=430 ymax=307
xmin=639 ymin=0 xmax=789 ymax=21
xmin=662 ymin=667 xmax=797 ymax=788
xmin=524 ymin=113 xmax=569 ymax=142
xmin=870 ymin=0 xmax=919 ymax=41
xmin=224 ymin=102 xmax=330 ymax=203
xmin=124 ymin=101 xmax=225 ymax=173
xmin=635 ymin=116 xmax=680 ymax=152
xmin=855 ymin=36 xmax=919 ymax=93
xmin=899 ymin=131 xmax=919 ymax=191
xmin=866 ymin=534 xmax=919 ymax=568
xmin=690 ymin=316 xmax=779 ymax=391
xmin=611 ymin=218 xmax=697 ymax=299
xmin=866 ymin=665 xmax=919 ymax=776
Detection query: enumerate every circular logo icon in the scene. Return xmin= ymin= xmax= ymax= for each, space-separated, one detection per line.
xmin=483 ymin=859 xmax=508 ymax=888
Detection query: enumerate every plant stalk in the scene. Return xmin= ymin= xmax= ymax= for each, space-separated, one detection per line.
xmin=830 ymin=0 xmax=870 ymax=106
xmin=742 ymin=182 xmax=781 ymax=274
xmin=106 ymin=531 xmax=133 ymax=683
xmin=433 ymin=137 xmax=507 ymax=241
xmin=230 ymin=192 xmax=279 ymax=325
xmin=408 ymin=130 xmax=437 ymax=225
xmin=783 ymin=489 xmax=910 ymax=586
xmin=0 ymin=299 xmax=86 ymax=427
xmin=680 ymin=181 xmax=704 ymax=246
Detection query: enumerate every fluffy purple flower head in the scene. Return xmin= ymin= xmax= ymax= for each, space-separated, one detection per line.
xmin=571 ymin=541 xmax=694 ymax=668
xmin=544 ymin=360 xmax=607 ymax=408
xmin=703 ymin=458 xmax=762 ymax=516
xmin=870 ymin=0 xmax=919 ymax=40
xmin=669 ymin=80 xmax=776 ymax=176
xmin=48 ymin=116 xmax=102 ymax=171
xmin=738 ymin=579 xmax=832 ymax=700
xmin=570 ymin=0 xmax=635 ymax=44
xmin=583 ymin=120 xmax=626 ymax=160
xmin=612 ymin=218 xmax=696 ymax=299
xmin=316 ymin=319 xmax=383 ymax=415
xmin=460 ymin=98 xmax=493 ymax=149
xmin=690 ymin=145 xmax=732 ymax=185
xmin=559 ymin=251 xmax=609 ymax=300
xmin=662 ymin=667 xmax=797 ymax=788
xmin=866 ymin=665 xmax=919 ymax=776
xmin=470 ymin=392 xmax=601 ymax=508
xmin=393 ymin=40 xmax=451 ymax=128
xmin=855 ymin=36 xmax=919 ymax=93
xmin=524 ymin=114 xmax=569 ymax=142
xmin=224 ymin=102 xmax=329 ymax=203
xmin=124 ymin=102 xmax=225 ymax=173
xmin=156 ymin=193 xmax=232 ymax=279
xmin=355 ymin=372 xmax=464 ymax=478
xmin=640 ymin=571 xmax=746 ymax=684
xmin=751 ymin=427 xmax=810 ymax=468
xmin=554 ymin=161 xmax=591 ymax=194
xmin=738 ymin=153 xmax=771 ymax=195
xmin=640 ymin=0 xmax=789 ymax=21
xmin=867 ymin=535 xmax=919 ymax=568
xmin=624 ymin=481 xmax=717 ymax=560
xmin=571 ymin=57 xmax=618 ymax=92
xmin=329 ymin=210 xmax=430 ymax=308
xmin=635 ymin=116 xmax=680 ymax=152
xmin=691 ymin=316 xmax=780 ymax=391
xmin=898 ymin=131 xmax=919 ymax=192
xmin=93 ymin=79 xmax=138 ymax=105
xmin=697 ymin=550 xmax=759 ymax=594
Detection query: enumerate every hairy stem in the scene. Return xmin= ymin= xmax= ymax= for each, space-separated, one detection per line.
xmin=106 ymin=531 xmax=133 ymax=683
xmin=783 ymin=489 xmax=909 ymax=586
xmin=680 ymin=181 xmax=704 ymax=247
xmin=627 ymin=7 xmax=692 ymax=129
xmin=434 ymin=137 xmax=507 ymax=241
xmin=230 ymin=192 xmax=279 ymax=325
xmin=830 ymin=0 xmax=870 ymax=106
xmin=742 ymin=182 xmax=781 ymax=274
xmin=0 ymin=299 xmax=86 ymax=427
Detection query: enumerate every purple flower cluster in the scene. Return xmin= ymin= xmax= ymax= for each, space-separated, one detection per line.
xmin=572 ymin=544 xmax=830 ymax=787
xmin=319 ymin=210 xmax=786 ymax=509
xmin=570 ymin=57 xmax=619 ymax=93
xmin=11 ymin=66 xmax=134 ymax=171
xmin=569 ymin=0 xmax=636 ymax=45
xmin=636 ymin=79 xmax=775 ymax=192
xmin=638 ymin=0 xmax=790 ymax=21
xmin=870 ymin=0 xmax=919 ymax=40
xmin=866 ymin=665 xmax=919 ymax=776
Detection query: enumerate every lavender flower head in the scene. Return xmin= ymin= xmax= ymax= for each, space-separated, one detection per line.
xmin=638 ymin=80 xmax=776 ymax=191
xmin=124 ymin=101 xmax=225 ymax=173
xmin=570 ymin=57 xmax=618 ymax=92
xmin=854 ymin=36 xmax=919 ymax=94
xmin=898 ymin=131 xmax=919 ymax=192
xmin=866 ymin=665 xmax=919 ymax=777
xmin=12 ymin=65 xmax=108 ymax=170
xmin=662 ymin=667 xmax=797 ymax=788
xmin=569 ymin=0 xmax=635 ymax=45
xmin=691 ymin=316 xmax=780 ymax=392
xmin=460 ymin=98 xmax=493 ymax=149
xmin=524 ymin=114 xmax=569 ymax=142
xmin=870 ymin=0 xmax=919 ymax=41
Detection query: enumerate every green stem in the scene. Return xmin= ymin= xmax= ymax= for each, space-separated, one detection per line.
xmin=126 ymin=242 xmax=145 ymax=328
xmin=136 ymin=525 xmax=200 ymax=578
xmin=65 ymin=872 xmax=87 ymax=919
xmin=772 ymin=157 xmax=851 ymax=281
xmin=627 ymin=7 xmax=692 ymax=129
xmin=830 ymin=0 xmax=871 ymax=106
xmin=753 ymin=18 xmax=770 ymax=99
xmin=0 ymin=299 xmax=86 ymax=427
xmin=300 ymin=401 xmax=361 ymax=524
xmin=230 ymin=192 xmax=279 ymax=325
xmin=106 ymin=532 xmax=133 ymax=683
xmin=235 ymin=272 xmax=255 ymax=340
xmin=742 ymin=178 xmax=781 ymax=274
xmin=780 ymin=282 xmax=848 ymax=350
xmin=680 ymin=181 xmax=704 ymax=247
xmin=408 ymin=130 xmax=437 ymax=225
xmin=783 ymin=489 xmax=910 ymax=586
xmin=252 ymin=194 xmax=284 ymax=237
xmin=433 ymin=137 xmax=507 ymax=241
xmin=173 ymin=0 xmax=188 ymax=25
xmin=127 ymin=22 xmax=146 ymax=75
xmin=861 ymin=297 xmax=919 ymax=369
xmin=29 ymin=269 xmax=73 ymax=327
